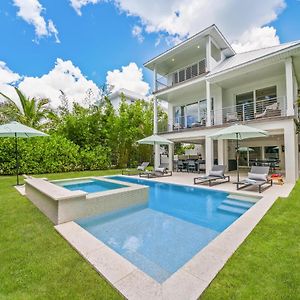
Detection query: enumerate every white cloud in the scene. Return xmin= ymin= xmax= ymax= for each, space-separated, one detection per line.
xmin=68 ymin=0 xmax=286 ymax=50
xmin=106 ymin=62 xmax=149 ymax=96
xmin=48 ymin=20 xmax=60 ymax=44
xmin=116 ymin=0 xmax=285 ymax=50
xmin=132 ymin=25 xmax=144 ymax=43
xmin=232 ymin=26 xmax=280 ymax=53
xmin=69 ymin=0 xmax=102 ymax=16
xmin=16 ymin=58 xmax=100 ymax=107
xmin=13 ymin=0 xmax=59 ymax=42
xmin=0 ymin=61 xmax=21 ymax=103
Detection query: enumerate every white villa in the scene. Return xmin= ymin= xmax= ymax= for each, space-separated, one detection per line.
xmin=109 ymin=88 xmax=145 ymax=111
xmin=144 ymin=24 xmax=300 ymax=183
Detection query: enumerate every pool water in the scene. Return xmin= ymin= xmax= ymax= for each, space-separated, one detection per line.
xmin=77 ymin=176 xmax=254 ymax=283
xmin=58 ymin=179 xmax=127 ymax=193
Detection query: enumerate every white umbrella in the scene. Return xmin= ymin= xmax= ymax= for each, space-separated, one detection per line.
xmin=137 ymin=134 xmax=173 ymax=145
xmin=209 ymin=124 xmax=268 ymax=183
xmin=137 ymin=135 xmax=173 ymax=168
xmin=238 ymin=147 xmax=254 ymax=152
xmin=0 ymin=121 xmax=49 ymax=185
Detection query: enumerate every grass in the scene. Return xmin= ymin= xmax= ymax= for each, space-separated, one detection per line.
xmin=201 ymin=181 xmax=300 ymax=300
xmin=0 ymin=170 xmax=299 ymax=299
xmin=0 ymin=170 xmax=124 ymax=300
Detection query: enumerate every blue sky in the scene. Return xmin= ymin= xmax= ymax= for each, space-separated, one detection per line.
xmin=0 ymin=0 xmax=300 ymax=106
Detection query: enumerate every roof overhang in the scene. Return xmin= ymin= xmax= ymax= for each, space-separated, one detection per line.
xmin=144 ymin=24 xmax=235 ymax=73
xmin=207 ymin=42 xmax=300 ymax=82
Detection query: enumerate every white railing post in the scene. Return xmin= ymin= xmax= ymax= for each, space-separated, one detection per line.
xmin=242 ymin=104 xmax=246 ymax=122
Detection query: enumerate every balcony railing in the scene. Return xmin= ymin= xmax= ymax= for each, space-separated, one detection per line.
xmin=155 ymin=59 xmax=207 ymax=92
xmin=211 ymin=97 xmax=286 ymax=126
xmin=158 ymin=97 xmax=287 ymax=133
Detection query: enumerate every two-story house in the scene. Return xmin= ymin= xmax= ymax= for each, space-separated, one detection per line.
xmin=144 ymin=24 xmax=300 ymax=183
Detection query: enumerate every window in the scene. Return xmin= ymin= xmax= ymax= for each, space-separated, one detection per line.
xmin=179 ymin=69 xmax=185 ymax=82
xmin=211 ymin=42 xmax=221 ymax=62
xmin=191 ymin=64 xmax=198 ymax=77
xmin=256 ymin=86 xmax=277 ymax=101
xmin=255 ymin=86 xmax=277 ymax=113
xmin=174 ymin=106 xmax=185 ymax=128
xmin=186 ymin=102 xmax=198 ymax=127
xmin=186 ymin=66 xmax=192 ymax=80
xmin=236 ymin=92 xmax=254 ymax=120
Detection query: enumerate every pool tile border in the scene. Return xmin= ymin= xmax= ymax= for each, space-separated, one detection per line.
xmin=54 ymin=178 xmax=293 ymax=300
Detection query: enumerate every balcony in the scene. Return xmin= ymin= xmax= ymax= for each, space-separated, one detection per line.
xmin=155 ymin=59 xmax=207 ymax=93
xmin=158 ymin=97 xmax=287 ymax=133
xmin=211 ymin=97 xmax=287 ymax=126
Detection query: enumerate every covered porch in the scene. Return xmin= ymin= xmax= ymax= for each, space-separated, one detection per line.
xmin=158 ymin=118 xmax=299 ymax=183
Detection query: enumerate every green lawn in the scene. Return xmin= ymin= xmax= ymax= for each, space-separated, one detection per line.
xmin=201 ymin=181 xmax=300 ymax=300
xmin=0 ymin=170 xmax=299 ymax=299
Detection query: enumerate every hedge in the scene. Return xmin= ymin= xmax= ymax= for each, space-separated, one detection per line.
xmin=0 ymin=135 xmax=111 ymax=175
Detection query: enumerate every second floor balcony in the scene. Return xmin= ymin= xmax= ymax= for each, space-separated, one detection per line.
xmin=158 ymin=96 xmax=289 ymax=133
xmin=155 ymin=58 xmax=207 ymax=93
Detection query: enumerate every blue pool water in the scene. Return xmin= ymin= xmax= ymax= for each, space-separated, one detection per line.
xmin=59 ymin=179 xmax=127 ymax=193
xmin=77 ymin=176 xmax=254 ymax=283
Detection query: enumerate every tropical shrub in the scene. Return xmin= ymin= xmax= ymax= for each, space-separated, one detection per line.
xmin=0 ymin=135 xmax=111 ymax=175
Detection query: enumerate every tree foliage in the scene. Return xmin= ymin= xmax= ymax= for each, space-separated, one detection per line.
xmin=0 ymin=88 xmax=167 ymax=174
xmin=0 ymin=87 xmax=54 ymax=128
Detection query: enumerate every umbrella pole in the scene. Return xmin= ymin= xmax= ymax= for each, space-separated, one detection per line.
xmin=15 ymin=133 xmax=19 ymax=186
xmin=236 ymin=133 xmax=240 ymax=185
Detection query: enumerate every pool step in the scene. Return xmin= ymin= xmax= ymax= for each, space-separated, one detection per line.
xmin=222 ymin=199 xmax=253 ymax=209
xmin=217 ymin=204 xmax=247 ymax=215
xmin=227 ymin=194 xmax=258 ymax=203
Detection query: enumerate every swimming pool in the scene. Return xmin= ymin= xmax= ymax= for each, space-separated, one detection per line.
xmin=56 ymin=178 xmax=127 ymax=193
xmin=76 ymin=176 xmax=254 ymax=283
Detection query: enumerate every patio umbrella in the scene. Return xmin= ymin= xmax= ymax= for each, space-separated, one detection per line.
xmin=137 ymin=135 xmax=173 ymax=168
xmin=137 ymin=134 xmax=173 ymax=145
xmin=0 ymin=121 xmax=49 ymax=185
xmin=208 ymin=124 xmax=268 ymax=183
xmin=238 ymin=147 xmax=254 ymax=152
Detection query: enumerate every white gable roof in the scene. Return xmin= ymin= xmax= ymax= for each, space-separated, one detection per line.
xmin=209 ymin=41 xmax=300 ymax=77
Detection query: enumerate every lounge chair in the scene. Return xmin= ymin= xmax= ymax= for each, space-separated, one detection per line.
xmin=236 ymin=166 xmax=273 ymax=193
xmin=194 ymin=165 xmax=230 ymax=186
xmin=122 ymin=162 xmax=149 ymax=175
xmin=255 ymin=102 xmax=281 ymax=119
xmin=139 ymin=167 xmax=172 ymax=178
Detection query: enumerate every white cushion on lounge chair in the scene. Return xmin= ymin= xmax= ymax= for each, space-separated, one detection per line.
xmin=155 ymin=167 xmax=166 ymax=173
xmin=209 ymin=170 xmax=224 ymax=177
xmin=248 ymin=172 xmax=267 ymax=181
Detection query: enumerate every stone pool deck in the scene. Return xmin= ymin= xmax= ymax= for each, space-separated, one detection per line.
xmin=55 ymin=172 xmax=294 ymax=300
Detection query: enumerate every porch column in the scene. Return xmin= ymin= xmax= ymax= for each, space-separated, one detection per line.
xmin=153 ymin=96 xmax=160 ymax=169
xmin=285 ymin=57 xmax=295 ymax=116
xmin=167 ymin=103 xmax=173 ymax=132
xmin=206 ymin=81 xmax=212 ymax=126
xmin=217 ymin=139 xmax=224 ymax=165
xmin=205 ymin=136 xmax=214 ymax=175
xmin=224 ymin=140 xmax=229 ymax=171
xmin=284 ymin=121 xmax=298 ymax=183
xmin=168 ymin=143 xmax=174 ymax=171
xmin=153 ymin=64 xmax=157 ymax=92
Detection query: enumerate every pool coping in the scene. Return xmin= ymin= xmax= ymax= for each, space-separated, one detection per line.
xmin=54 ymin=175 xmax=292 ymax=300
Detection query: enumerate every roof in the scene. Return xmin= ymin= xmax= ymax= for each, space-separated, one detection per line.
xmin=109 ymin=88 xmax=145 ymax=101
xmin=209 ymin=41 xmax=300 ymax=77
xmin=144 ymin=24 xmax=235 ymax=71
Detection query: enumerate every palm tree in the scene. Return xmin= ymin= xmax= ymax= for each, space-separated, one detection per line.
xmin=0 ymin=87 xmax=53 ymax=128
